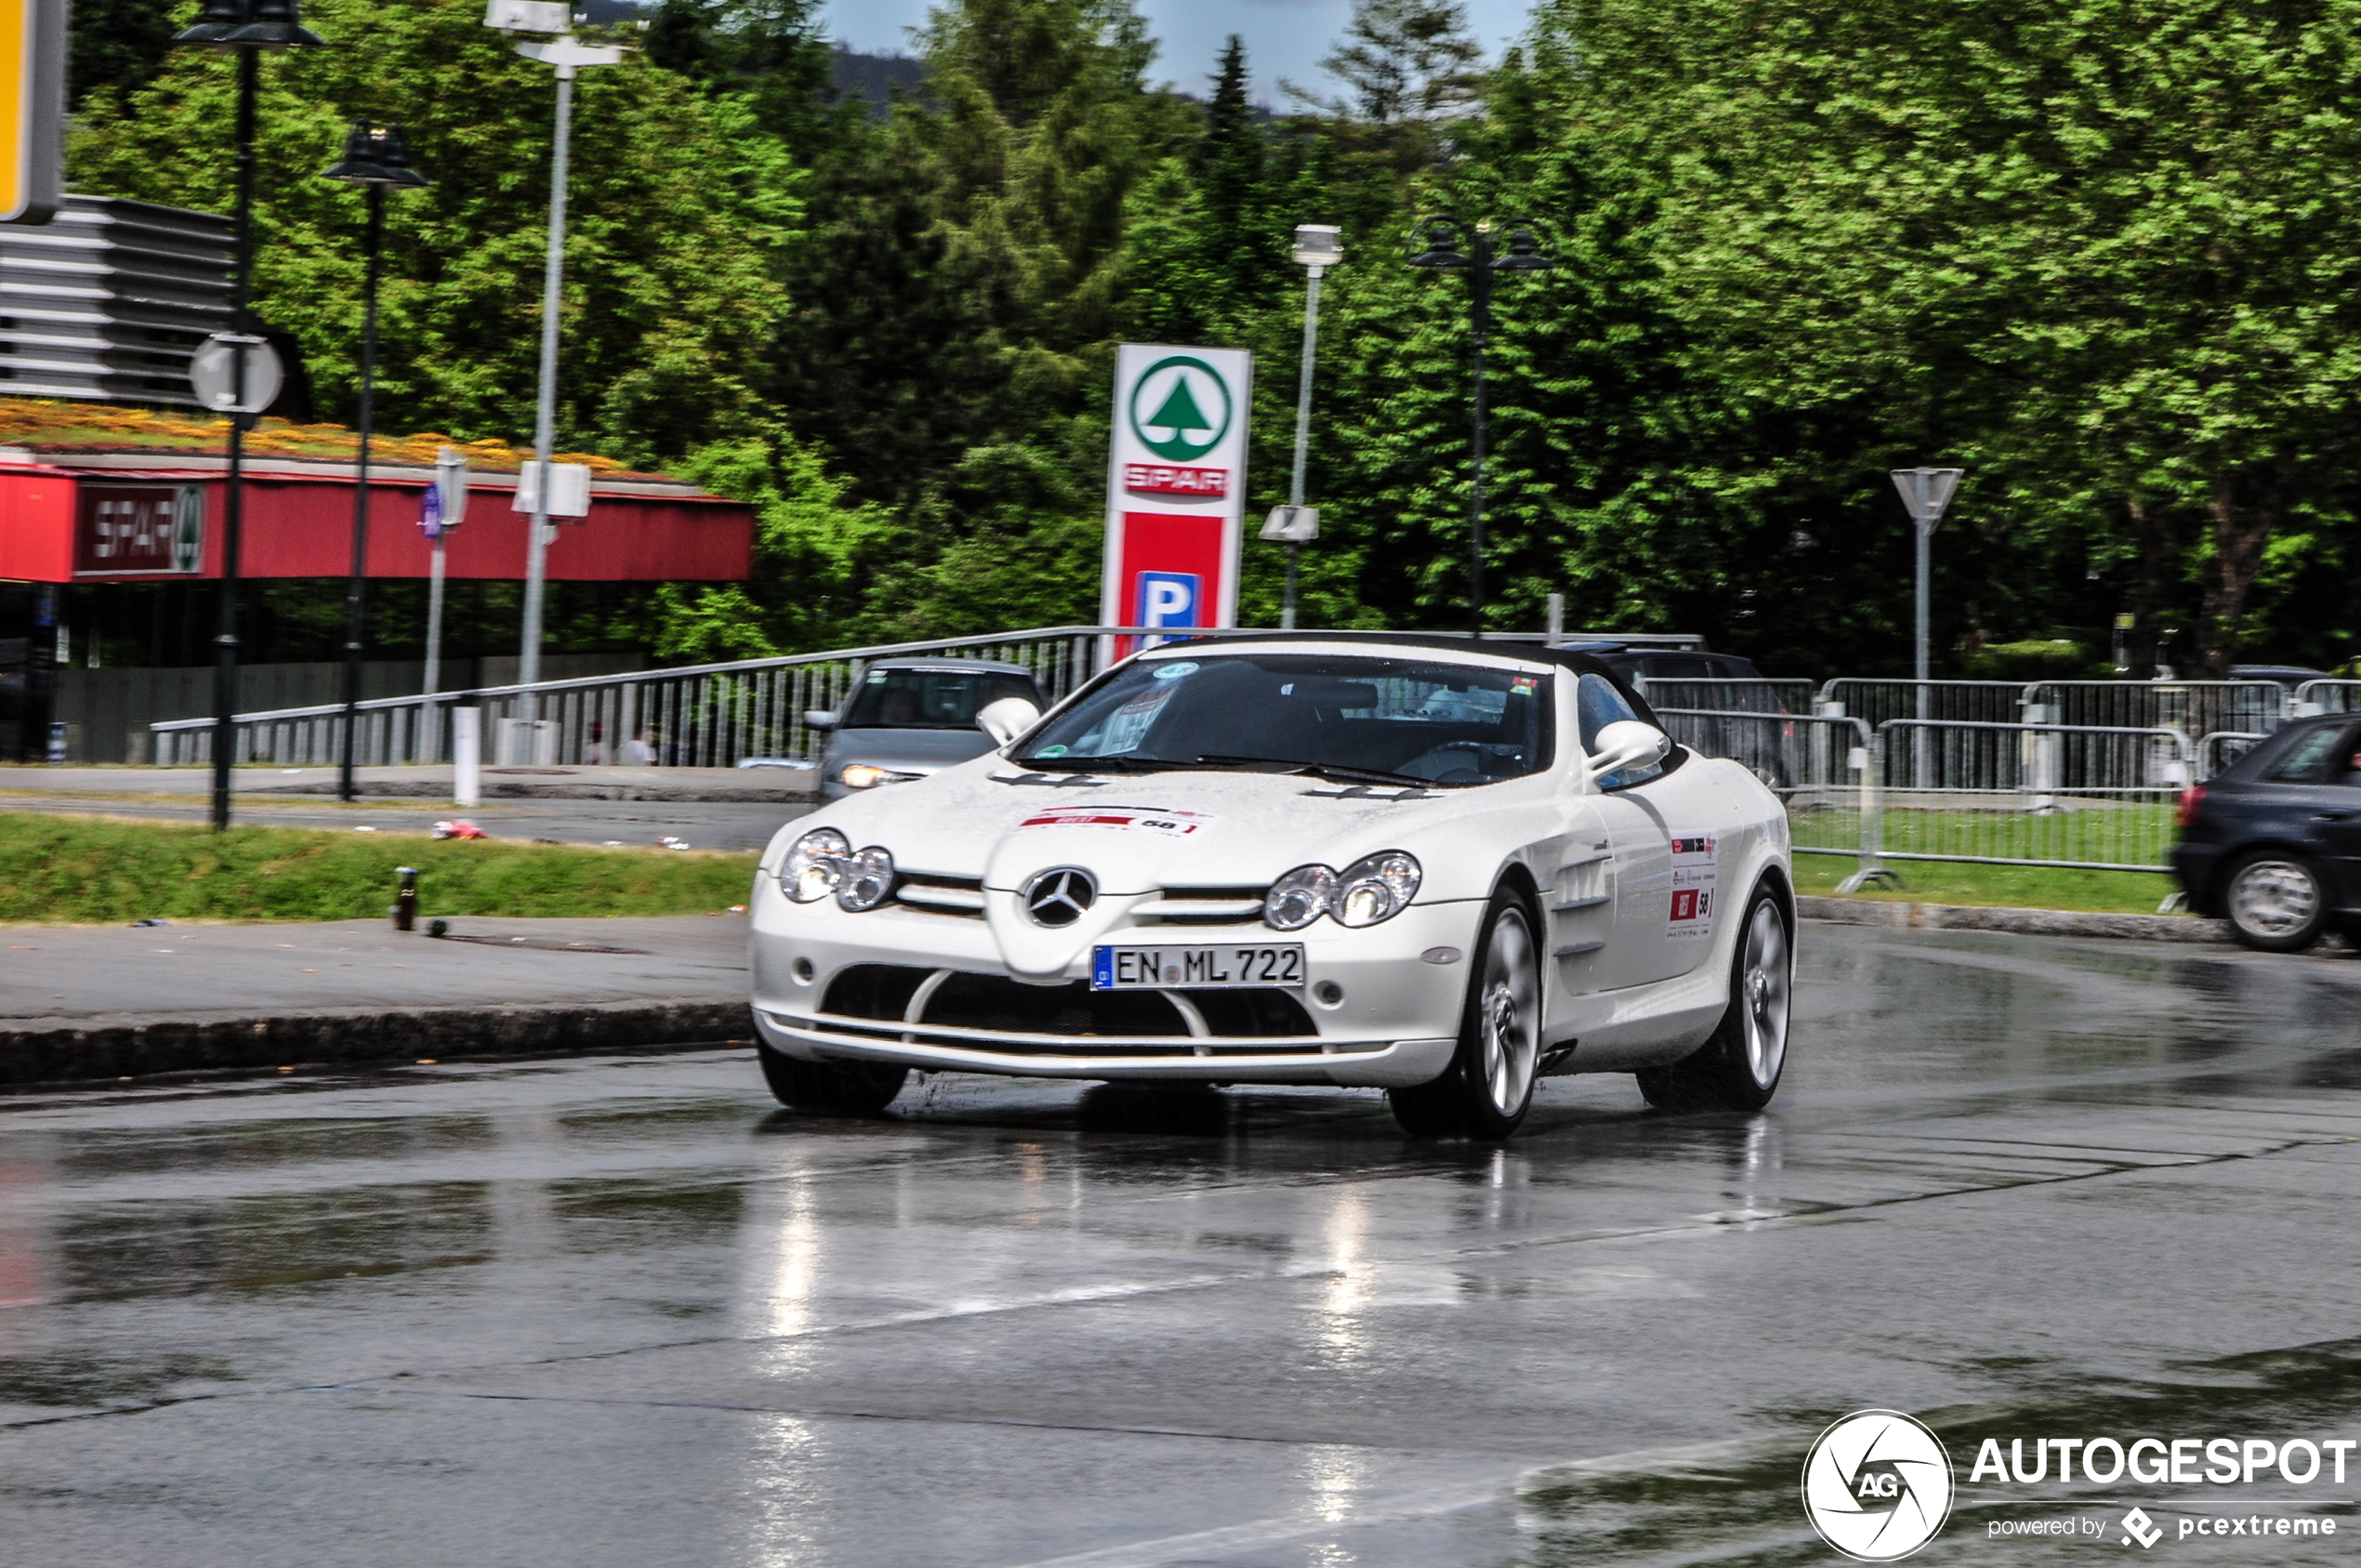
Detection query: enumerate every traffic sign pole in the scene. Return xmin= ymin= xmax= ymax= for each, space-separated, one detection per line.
xmin=1892 ymin=467 xmax=1962 ymax=790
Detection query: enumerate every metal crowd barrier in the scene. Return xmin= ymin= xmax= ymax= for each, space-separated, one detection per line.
xmin=2196 ymin=731 xmax=2265 ymax=778
xmin=2294 ymin=679 xmax=2361 ymax=716
xmin=1669 ymin=708 xmax=2199 ymax=881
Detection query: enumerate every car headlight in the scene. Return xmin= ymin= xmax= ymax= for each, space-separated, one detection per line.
xmin=837 ymin=846 xmax=895 ymax=911
xmin=780 ymin=827 xmax=851 ymax=903
xmin=1333 ymin=851 xmax=1420 ymax=928
xmin=1264 ymin=864 xmax=1337 ymax=931
xmin=838 ymin=763 xmax=917 ymax=789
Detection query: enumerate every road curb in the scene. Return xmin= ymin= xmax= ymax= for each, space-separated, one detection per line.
xmin=0 ymin=997 xmax=755 ymax=1087
xmin=1798 ymin=894 xmax=2232 ymax=943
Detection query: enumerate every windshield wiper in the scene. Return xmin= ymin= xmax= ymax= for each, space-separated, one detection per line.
xmin=1013 ymin=755 xmax=1186 ymax=773
xmin=1190 ymin=754 xmax=1431 ymax=788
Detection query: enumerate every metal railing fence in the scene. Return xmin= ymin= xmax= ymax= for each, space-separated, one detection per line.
xmin=2294 ymin=679 xmax=2361 ymax=716
xmin=153 ymin=626 xmax=1147 ymax=769
xmin=2025 ymin=679 xmax=2286 ymax=740
xmin=1814 ymin=679 xmax=2027 ymax=729
xmin=2196 ymin=731 xmax=2266 ymax=779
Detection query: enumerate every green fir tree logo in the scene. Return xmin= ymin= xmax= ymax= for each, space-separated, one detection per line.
xmin=1128 ymin=355 xmax=1233 ymax=462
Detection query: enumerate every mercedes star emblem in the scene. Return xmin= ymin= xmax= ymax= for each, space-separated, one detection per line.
xmin=1022 ymin=868 xmax=1096 ymax=928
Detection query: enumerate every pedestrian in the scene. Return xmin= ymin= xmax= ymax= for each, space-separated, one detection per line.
xmin=585 ymin=720 xmax=610 ymax=766
xmin=620 ymin=728 xmax=657 ymax=766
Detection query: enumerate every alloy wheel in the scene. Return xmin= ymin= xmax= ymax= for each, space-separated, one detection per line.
xmin=1479 ymin=907 xmax=1540 ymax=1115
xmin=1739 ymin=899 xmax=1790 ymax=1089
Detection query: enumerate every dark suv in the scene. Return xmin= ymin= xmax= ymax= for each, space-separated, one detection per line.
xmin=1581 ymin=646 xmax=1798 ymax=788
xmin=2172 ymin=714 xmax=2361 ymax=951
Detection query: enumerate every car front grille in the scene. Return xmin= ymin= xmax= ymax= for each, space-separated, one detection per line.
xmin=819 ymin=962 xmax=1315 ymax=1044
xmin=892 ymin=871 xmax=985 ymax=917
xmin=1138 ymin=884 xmax=1270 ymax=927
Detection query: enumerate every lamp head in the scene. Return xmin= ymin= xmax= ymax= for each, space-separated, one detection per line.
xmin=1291 ymin=224 xmax=1343 ymax=270
xmin=171 ymin=0 xmax=249 ymax=46
xmin=1405 ymin=217 xmax=1469 ymax=270
xmin=220 ymin=0 xmax=325 ymax=49
xmin=323 ymin=124 xmax=430 ymax=189
xmin=1495 ymin=220 xmax=1556 ymax=272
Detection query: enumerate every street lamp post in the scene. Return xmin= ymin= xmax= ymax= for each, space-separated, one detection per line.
xmin=173 ymin=0 xmax=323 ymax=830
xmin=323 ymin=124 xmax=430 ymax=804
xmin=1266 ymin=224 xmax=1340 ymax=631
xmin=1891 ymin=467 xmax=1963 ymax=788
xmin=482 ymin=2 xmax=624 ymax=758
xmin=1406 ymin=217 xmax=1554 ymax=638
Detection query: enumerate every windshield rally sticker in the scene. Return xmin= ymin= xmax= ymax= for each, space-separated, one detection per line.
xmin=1019 ymin=806 xmax=1216 ymax=838
xmin=1666 ymin=831 xmax=1719 ymax=942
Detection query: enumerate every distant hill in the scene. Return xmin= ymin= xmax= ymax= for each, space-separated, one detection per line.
xmin=833 ymin=46 xmax=925 ymax=114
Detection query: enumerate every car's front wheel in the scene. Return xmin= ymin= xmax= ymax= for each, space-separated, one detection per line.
xmin=1637 ymin=882 xmax=1792 ymax=1113
xmin=2221 ymin=850 xmax=2330 ymax=953
xmin=1389 ymin=888 xmax=1542 ymax=1140
xmin=758 ymin=1043 xmax=908 ymax=1116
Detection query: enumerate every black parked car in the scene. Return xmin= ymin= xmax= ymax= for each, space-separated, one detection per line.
xmin=1581 ymin=646 xmax=1799 ymax=789
xmin=2172 ymin=713 xmax=2361 ymax=951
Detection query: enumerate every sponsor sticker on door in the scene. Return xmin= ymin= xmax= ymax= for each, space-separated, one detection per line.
xmin=1667 ymin=831 xmax=1718 ymax=942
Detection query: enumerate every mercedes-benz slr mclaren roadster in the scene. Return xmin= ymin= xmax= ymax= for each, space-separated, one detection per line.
xmin=747 ymin=634 xmax=1796 ymax=1139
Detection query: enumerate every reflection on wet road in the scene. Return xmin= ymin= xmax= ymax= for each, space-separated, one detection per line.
xmin=3 ymin=924 xmax=2360 ymax=1566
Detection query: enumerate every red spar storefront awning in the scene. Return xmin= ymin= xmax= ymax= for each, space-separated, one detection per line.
xmin=0 ymin=454 xmax=754 ymax=584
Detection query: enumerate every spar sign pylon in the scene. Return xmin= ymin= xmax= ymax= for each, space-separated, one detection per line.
xmin=1102 ymin=345 xmax=1252 ymax=654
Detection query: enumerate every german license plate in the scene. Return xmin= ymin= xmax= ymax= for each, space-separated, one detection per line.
xmin=1092 ymin=943 xmax=1305 ymax=990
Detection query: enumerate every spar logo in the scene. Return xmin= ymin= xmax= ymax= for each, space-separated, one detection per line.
xmin=1128 ymin=355 xmax=1233 ymax=462
xmin=1801 ymin=1410 xmax=1955 ymax=1561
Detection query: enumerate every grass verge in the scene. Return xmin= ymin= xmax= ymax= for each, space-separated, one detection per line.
xmin=1791 ymin=852 xmax=2176 ymax=915
xmin=0 ymin=811 xmax=758 ymax=924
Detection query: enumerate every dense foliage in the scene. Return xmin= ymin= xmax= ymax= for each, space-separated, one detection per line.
xmin=63 ymin=0 xmax=2361 ymax=678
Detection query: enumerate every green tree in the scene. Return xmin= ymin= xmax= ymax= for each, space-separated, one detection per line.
xmin=70 ymin=0 xmax=798 ymax=464
xmin=1541 ymin=0 xmax=2361 ymax=676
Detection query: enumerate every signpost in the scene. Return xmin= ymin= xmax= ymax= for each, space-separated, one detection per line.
xmin=1102 ymin=345 xmax=1251 ymax=657
xmin=0 ymin=0 xmax=61 ymax=226
xmin=420 ymin=446 xmax=468 ymax=708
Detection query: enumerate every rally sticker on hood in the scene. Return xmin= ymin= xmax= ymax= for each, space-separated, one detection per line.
xmin=1666 ymin=831 xmax=1718 ymax=942
xmin=1019 ymin=806 xmax=1216 ymax=838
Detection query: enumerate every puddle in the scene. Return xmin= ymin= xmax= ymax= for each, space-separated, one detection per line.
xmin=1522 ymin=1337 xmax=2361 ymax=1565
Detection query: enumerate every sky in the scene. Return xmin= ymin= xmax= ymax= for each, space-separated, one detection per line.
xmin=820 ymin=0 xmax=1543 ymax=104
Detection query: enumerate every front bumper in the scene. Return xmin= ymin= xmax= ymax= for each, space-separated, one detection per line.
xmin=750 ymin=892 xmax=1480 ymax=1087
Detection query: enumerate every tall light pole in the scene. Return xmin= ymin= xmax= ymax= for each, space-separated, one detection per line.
xmin=482 ymin=1 xmax=624 ymax=754
xmin=1262 ymin=224 xmax=1340 ymax=631
xmin=173 ymin=0 xmax=323 ymax=831
xmin=1892 ymin=467 xmax=1962 ymax=788
xmin=323 ymin=124 xmax=430 ymax=804
xmin=1407 ymin=217 xmax=1554 ymax=638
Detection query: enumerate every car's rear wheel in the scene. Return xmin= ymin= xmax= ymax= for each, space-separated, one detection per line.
xmin=1637 ymin=884 xmax=1791 ymax=1113
xmin=2222 ymin=850 xmax=2329 ymax=953
xmin=758 ymin=1043 xmax=908 ymax=1115
xmin=1389 ymin=889 xmax=1541 ymax=1140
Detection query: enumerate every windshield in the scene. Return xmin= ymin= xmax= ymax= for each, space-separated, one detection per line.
xmin=842 ymin=667 xmax=1044 ymax=731
xmin=1015 ymin=652 xmax=1552 ymax=785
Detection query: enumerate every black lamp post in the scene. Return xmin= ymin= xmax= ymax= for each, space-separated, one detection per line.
xmin=1406 ymin=217 xmax=1555 ymax=638
xmin=174 ymin=0 xmax=323 ymax=830
xmin=323 ymin=124 xmax=429 ymax=804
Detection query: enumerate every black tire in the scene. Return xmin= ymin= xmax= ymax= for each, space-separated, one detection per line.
xmin=2221 ymin=850 xmax=2330 ymax=953
xmin=1389 ymin=887 xmax=1543 ymax=1140
xmin=1636 ymin=881 xmax=1793 ymax=1113
xmin=757 ymin=1042 xmax=908 ymax=1115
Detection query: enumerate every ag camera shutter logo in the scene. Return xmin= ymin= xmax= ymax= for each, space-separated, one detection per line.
xmin=1801 ymin=1410 xmax=1954 ymax=1561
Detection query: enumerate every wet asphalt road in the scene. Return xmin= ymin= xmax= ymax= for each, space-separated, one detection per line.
xmin=5 ymin=923 xmax=2361 ymax=1567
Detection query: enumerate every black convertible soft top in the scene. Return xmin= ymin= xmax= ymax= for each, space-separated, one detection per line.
xmin=1168 ymin=631 xmax=1663 ymax=729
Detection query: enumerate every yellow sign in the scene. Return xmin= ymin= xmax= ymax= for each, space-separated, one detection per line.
xmin=0 ymin=0 xmax=61 ymax=225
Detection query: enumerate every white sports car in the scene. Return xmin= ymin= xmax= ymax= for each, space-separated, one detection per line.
xmin=747 ymin=633 xmax=1795 ymax=1139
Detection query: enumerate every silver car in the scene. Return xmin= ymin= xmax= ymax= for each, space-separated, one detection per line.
xmin=809 ymin=658 xmax=1049 ymax=801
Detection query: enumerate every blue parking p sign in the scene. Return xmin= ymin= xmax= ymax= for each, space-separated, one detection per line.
xmin=1138 ymin=571 xmax=1201 ymax=630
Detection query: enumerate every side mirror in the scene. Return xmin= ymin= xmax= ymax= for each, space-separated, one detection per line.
xmin=1586 ymin=719 xmax=1670 ymax=783
xmin=803 ymin=709 xmax=838 ymax=731
xmin=976 ymin=696 xmax=1043 ymax=749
